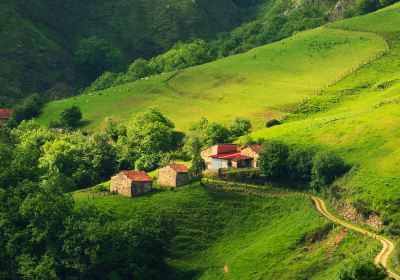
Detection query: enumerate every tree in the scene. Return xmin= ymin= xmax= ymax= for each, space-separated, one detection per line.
xmin=259 ymin=140 xmax=289 ymax=178
xmin=287 ymin=146 xmax=316 ymax=182
xmin=189 ymin=138 xmax=206 ymax=183
xmin=12 ymin=94 xmax=44 ymax=123
xmin=201 ymin=122 xmax=231 ymax=147
xmin=311 ymin=152 xmax=349 ymax=187
xmin=229 ymin=118 xmax=252 ymax=138
xmin=75 ymin=36 xmax=125 ymax=85
xmin=335 ymin=259 xmax=387 ymax=280
xmin=60 ymin=106 xmax=82 ymax=128
xmin=126 ymin=107 xmax=174 ymax=155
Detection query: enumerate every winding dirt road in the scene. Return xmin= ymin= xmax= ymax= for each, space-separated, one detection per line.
xmin=311 ymin=196 xmax=400 ymax=280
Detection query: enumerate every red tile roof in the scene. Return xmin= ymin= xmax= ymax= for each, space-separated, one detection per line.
xmin=167 ymin=163 xmax=189 ymax=173
xmin=231 ymin=155 xmax=253 ymax=162
xmin=246 ymin=145 xmax=264 ymax=153
xmin=0 ymin=109 xmax=12 ymax=120
xmin=121 ymin=171 xmax=152 ymax=182
xmin=215 ymin=143 xmax=238 ymax=154
xmin=210 ymin=151 xmax=242 ymax=160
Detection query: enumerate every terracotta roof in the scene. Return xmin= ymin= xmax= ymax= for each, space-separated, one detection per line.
xmin=248 ymin=145 xmax=264 ymax=153
xmin=167 ymin=163 xmax=189 ymax=173
xmin=121 ymin=171 xmax=152 ymax=182
xmin=0 ymin=109 xmax=12 ymax=120
xmin=231 ymin=155 xmax=253 ymax=162
xmin=210 ymin=151 xmax=242 ymax=160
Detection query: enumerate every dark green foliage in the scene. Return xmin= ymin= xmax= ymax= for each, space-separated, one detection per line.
xmin=266 ymin=119 xmax=281 ymax=128
xmin=0 ymin=122 xmax=170 ymax=279
xmin=259 ymin=140 xmax=289 ymax=178
xmin=75 ymin=36 xmax=126 ymax=86
xmin=335 ymin=259 xmax=387 ymax=280
xmin=311 ymin=152 xmax=350 ymax=188
xmin=189 ymin=139 xmax=206 ymax=182
xmin=287 ymin=146 xmax=316 ymax=182
xmin=229 ymin=118 xmax=252 ymax=138
xmin=60 ymin=106 xmax=82 ymax=128
xmin=12 ymin=94 xmax=44 ymax=123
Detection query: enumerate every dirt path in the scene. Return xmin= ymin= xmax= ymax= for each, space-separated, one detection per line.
xmin=311 ymin=196 xmax=400 ymax=280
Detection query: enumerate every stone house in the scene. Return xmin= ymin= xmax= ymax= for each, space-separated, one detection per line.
xmin=0 ymin=109 xmax=12 ymax=124
xmin=110 ymin=171 xmax=153 ymax=197
xmin=201 ymin=144 xmax=264 ymax=170
xmin=240 ymin=145 xmax=264 ymax=168
xmin=158 ymin=163 xmax=190 ymax=187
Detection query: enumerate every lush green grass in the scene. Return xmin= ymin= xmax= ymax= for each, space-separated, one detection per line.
xmin=37 ymin=27 xmax=387 ymax=131
xmin=74 ymin=184 xmax=379 ymax=279
xmin=245 ymin=4 xmax=400 ymax=217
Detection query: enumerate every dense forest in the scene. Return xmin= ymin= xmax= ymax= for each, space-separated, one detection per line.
xmin=1 ymin=0 xmax=398 ymax=106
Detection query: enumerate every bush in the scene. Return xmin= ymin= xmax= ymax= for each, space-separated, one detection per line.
xmin=12 ymin=93 xmax=44 ymax=123
xmin=259 ymin=140 xmax=289 ymax=178
xmin=265 ymin=119 xmax=281 ymax=128
xmin=60 ymin=106 xmax=82 ymax=128
xmin=287 ymin=146 xmax=316 ymax=182
xmin=335 ymin=258 xmax=387 ymax=280
xmin=311 ymin=152 xmax=349 ymax=188
xmin=135 ymin=154 xmax=160 ymax=172
xmin=229 ymin=118 xmax=252 ymax=138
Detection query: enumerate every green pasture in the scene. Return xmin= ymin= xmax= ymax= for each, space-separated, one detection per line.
xmin=74 ymin=184 xmax=379 ymax=279
xmin=37 ymin=27 xmax=387 ymax=131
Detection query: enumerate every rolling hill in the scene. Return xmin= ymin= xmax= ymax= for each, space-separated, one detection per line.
xmin=246 ymin=3 xmax=400 ymax=229
xmin=74 ymin=183 xmax=379 ymax=279
xmin=37 ymin=27 xmax=387 ymax=131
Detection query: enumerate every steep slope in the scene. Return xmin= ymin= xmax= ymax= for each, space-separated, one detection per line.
xmin=74 ymin=184 xmax=379 ymax=279
xmin=248 ymin=3 xmax=400 ymax=231
xmin=37 ymin=27 xmax=387 ymax=131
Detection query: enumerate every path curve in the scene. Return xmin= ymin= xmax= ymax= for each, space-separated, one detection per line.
xmin=311 ymin=196 xmax=400 ymax=280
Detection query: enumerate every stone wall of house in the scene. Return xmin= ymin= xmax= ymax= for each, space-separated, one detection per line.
xmin=339 ymin=202 xmax=383 ymax=229
xmin=111 ymin=173 xmax=133 ymax=197
xmin=240 ymin=147 xmax=259 ymax=168
xmin=201 ymin=147 xmax=213 ymax=168
xmin=158 ymin=167 xmax=177 ymax=187
xmin=132 ymin=182 xmax=152 ymax=196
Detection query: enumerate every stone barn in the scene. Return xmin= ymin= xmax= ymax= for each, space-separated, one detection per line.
xmin=110 ymin=171 xmax=153 ymax=197
xmin=158 ymin=163 xmax=190 ymax=187
xmin=240 ymin=145 xmax=264 ymax=168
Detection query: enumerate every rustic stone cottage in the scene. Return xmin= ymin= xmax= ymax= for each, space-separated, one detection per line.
xmin=158 ymin=163 xmax=190 ymax=187
xmin=0 ymin=109 xmax=12 ymax=124
xmin=201 ymin=144 xmax=264 ymax=170
xmin=240 ymin=145 xmax=264 ymax=168
xmin=110 ymin=171 xmax=153 ymax=197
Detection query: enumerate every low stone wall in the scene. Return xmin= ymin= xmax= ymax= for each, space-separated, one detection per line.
xmin=339 ymin=202 xmax=383 ymax=229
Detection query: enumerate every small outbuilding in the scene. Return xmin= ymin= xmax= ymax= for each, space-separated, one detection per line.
xmin=110 ymin=171 xmax=153 ymax=197
xmin=0 ymin=109 xmax=12 ymax=124
xmin=158 ymin=163 xmax=190 ymax=187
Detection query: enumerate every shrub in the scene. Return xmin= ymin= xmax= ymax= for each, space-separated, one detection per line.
xmin=60 ymin=106 xmax=82 ymax=128
xmin=259 ymin=140 xmax=289 ymax=178
xmin=311 ymin=152 xmax=349 ymax=188
xmin=287 ymin=146 xmax=316 ymax=182
xmin=335 ymin=258 xmax=387 ymax=280
xmin=265 ymin=119 xmax=281 ymax=128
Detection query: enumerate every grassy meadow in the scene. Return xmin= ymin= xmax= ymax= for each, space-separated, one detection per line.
xmin=74 ymin=184 xmax=379 ymax=280
xmin=246 ymin=4 xmax=400 ymax=216
xmin=37 ymin=27 xmax=387 ymax=131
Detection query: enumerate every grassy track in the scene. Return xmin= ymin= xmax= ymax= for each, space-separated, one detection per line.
xmin=38 ymin=27 xmax=387 ymax=131
xmin=74 ymin=184 xmax=380 ymax=279
xmin=312 ymin=196 xmax=400 ymax=280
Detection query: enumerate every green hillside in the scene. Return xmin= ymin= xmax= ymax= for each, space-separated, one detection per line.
xmin=37 ymin=27 xmax=387 ymax=131
xmin=247 ymin=3 xmax=400 ymax=228
xmin=74 ymin=184 xmax=379 ymax=279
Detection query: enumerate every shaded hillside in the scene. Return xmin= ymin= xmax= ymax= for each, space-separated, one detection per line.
xmin=2 ymin=0 xmax=398 ymax=105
